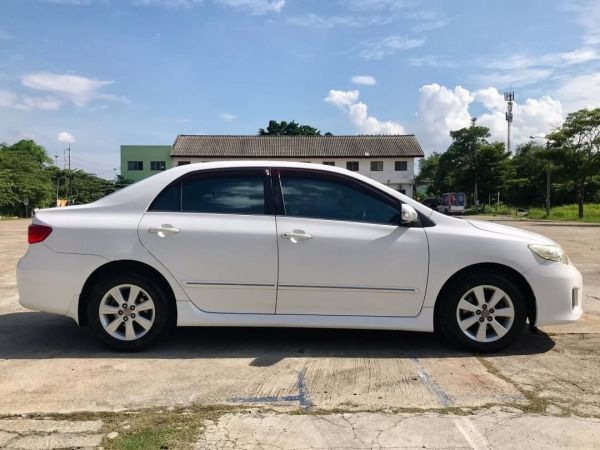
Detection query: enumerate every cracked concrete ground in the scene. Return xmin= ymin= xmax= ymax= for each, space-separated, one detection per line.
xmin=1 ymin=218 xmax=599 ymax=448
xmin=197 ymin=408 xmax=600 ymax=449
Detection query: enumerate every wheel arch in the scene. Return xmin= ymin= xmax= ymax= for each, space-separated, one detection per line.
xmin=78 ymin=259 xmax=177 ymax=326
xmin=433 ymin=262 xmax=536 ymax=332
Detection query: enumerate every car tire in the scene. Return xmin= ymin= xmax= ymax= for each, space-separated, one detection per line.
xmin=87 ymin=273 xmax=173 ymax=351
xmin=437 ymin=271 xmax=527 ymax=353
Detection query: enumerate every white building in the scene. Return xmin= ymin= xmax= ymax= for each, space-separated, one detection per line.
xmin=170 ymin=135 xmax=424 ymax=197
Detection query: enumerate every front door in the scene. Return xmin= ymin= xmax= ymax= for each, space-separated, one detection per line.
xmin=274 ymin=169 xmax=429 ymax=317
xmin=138 ymin=168 xmax=278 ymax=314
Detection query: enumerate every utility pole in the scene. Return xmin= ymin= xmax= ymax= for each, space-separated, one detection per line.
xmin=54 ymin=154 xmax=60 ymax=206
xmin=63 ymin=146 xmax=71 ymax=203
xmin=471 ymin=117 xmax=479 ymax=207
xmin=504 ymin=91 xmax=514 ymax=153
xmin=530 ymin=135 xmax=552 ymax=217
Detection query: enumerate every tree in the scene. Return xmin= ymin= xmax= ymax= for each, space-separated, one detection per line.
xmin=547 ymin=108 xmax=600 ymax=218
xmin=415 ymin=152 xmax=441 ymax=196
xmin=0 ymin=140 xmax=53 ymax=216
xmin=506 ymin=142 xmax=548 ymax=207
xmin=258 ymin=120 xmax=327 ymax=136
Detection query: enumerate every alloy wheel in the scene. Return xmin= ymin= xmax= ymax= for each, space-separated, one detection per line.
xmin=99 ymin=284 xmax=156 ymax=341
xmin=455 ymin=285 xmax=515 ymax=343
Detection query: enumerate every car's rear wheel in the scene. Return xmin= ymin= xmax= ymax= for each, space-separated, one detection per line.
xmin=438 ymin=271 xmax=527 ymax=352
xmin=87 ymin=273 xmax=173 ymax=351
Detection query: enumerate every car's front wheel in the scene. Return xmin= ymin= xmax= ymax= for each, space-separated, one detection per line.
xmin=87 ymin=273 xmax=173 ymax=351
xmin=438 ymin=271 xmax=528 ymax=352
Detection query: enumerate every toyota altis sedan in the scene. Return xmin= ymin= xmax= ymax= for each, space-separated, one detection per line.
xmin=17 ymin=161 xmax=583 ymax=352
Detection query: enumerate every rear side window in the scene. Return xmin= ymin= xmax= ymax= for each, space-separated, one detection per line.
xmin=150 ymin=183 xmax=180 ymax=212
xmin=280 ymin=175 xmax=400 ymax=225
xmin=182 ymin=175 xmax=266 ymax=214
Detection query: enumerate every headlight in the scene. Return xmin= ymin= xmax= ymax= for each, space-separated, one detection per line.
xmin=528 ymin=244 xmax=569 ymax=264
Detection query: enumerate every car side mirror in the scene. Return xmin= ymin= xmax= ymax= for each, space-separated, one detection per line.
xmin=400 ymin=204 xmax=419 ymax=225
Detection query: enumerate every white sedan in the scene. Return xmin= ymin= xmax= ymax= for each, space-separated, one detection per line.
xmin=17 ymin=161 xmax=583 ymax=352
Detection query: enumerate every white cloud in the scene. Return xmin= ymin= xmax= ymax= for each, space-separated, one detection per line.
xmin=324 ymin=89 xmax=360 ymax=107
xmin=21 ymin=73 xmax=125 ymax=106
xmin=58 ymin=131 xmax=76 ymax=144
xmin=344 ymin=0 xmax=415 ymax=12
xmin=214 ymin=0 xmax=284 ymax=14
xmin=288 ymin=14 xmax=393 ymax=28
xmin=351 ymin=75 xmax=377 ymax=85
xmin=218 ymin=112 xmax=237 ymax=122
xmin=414 ymin=84 xmax=564 ymax=153
xmin=0 ymin=89 xmax=61 ymax=111
xmin=15 ymin=96 xmax=62 ymax=111
xmin=357 ymin=35 xmax=425 ymax=60
xmin=408 ymin=55 xmax=456 ymax=68
xmin=474 ymin=47 xmax=600 ymax=88
xmin=133 ymin=0 xmax=203 ymax=7
xmin=555 ymin=73 xmax=600 ymax=112
xmin=0 ymin=90 xmax=17 ymax=108
xmin=415 ymin=84 xmax=473 ymax=151
xmin=325 ymin=89 xmax=405 ymax=134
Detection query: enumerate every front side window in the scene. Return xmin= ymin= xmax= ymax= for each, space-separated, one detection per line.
xmin=150 ymin=160 xmax=166 ymax=171
xmin=280 ymin=174 xmax=400 ymax=225
xmin=346 ymin=161 xmax=359 ymax=171
xmin=395 ymin=161 xmax=408 ymax=171
xmin=370 ymin=161 xmax=383 ymax=171
xmin=128 ymin=161 xmax=143 ymax=171
xmin=182 ymin=175 xmax=266 ymax=214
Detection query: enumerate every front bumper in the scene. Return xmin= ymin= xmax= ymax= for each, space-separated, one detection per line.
xmin=17 ymin=243 xmax=108 ymax=323
xmin=525 ymin=261 xmax=583 ymax=326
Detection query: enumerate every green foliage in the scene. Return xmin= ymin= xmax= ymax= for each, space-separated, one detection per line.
xmin=527 ymin=204 xmax=600 ymax=223
xmin=49 ymin=167 xmax=120 ymax=205
xmin=417 ymin=125 xmax=514 ymax=203
xmin=259 ymin=120 xmax=328 ymax=136
xmin=547 ymin=108 xmax=600 ymax=218
xmin=0 ymin=140 xmax=54 ymax=216
xmin=0 ymin=139 xmax=129 ymax=217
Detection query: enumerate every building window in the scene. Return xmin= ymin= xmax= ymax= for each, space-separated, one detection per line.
xmin=322 ymin=161 xmax=335 ymax=166
xmin=370 ymin=161 xmax=383 ymax=171
xmin=395 ymin=161 xmax=408 ymax=171
xmin=346 ymin=161 xmax=359 ymax=171
xmin=178 ymin=161 xmax=191 ymax=166
xmin=128 ymin=161 xmax=143 ymax=171
xmin=150 ymin=161 xmax=166 ymax=171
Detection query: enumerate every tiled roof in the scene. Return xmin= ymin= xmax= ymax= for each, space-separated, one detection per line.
xmin=170 ymin=135 xmax=424 ymax=158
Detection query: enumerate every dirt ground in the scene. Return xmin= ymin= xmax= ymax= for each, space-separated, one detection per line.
xmin=0 ymin=218 xmax=599 ymax=449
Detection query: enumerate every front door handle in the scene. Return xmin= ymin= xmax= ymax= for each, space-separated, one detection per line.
xmin=281 ymin=230 xmax=312 ymax=243
xmin=148 ymin=224 xmax=180 ymax=238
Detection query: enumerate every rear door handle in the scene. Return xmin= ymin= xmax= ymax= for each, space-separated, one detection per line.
xmin=281 ymin=230 xmax=312 ymax=243
xmin=148 ymin=224 xmax=180 ymax=237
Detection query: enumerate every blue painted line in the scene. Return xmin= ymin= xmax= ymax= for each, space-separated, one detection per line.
xmin=228 ymin=369 xmax=313 ymax=408
xmin=411 ymin=357 xmax=454 ymax=407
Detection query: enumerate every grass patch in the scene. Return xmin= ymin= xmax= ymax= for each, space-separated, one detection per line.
xmin=527 ymin=203 xmax=600 ymax=223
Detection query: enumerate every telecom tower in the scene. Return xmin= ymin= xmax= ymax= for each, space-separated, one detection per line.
xmin=504 ymin=90 xmax=514 ymax=153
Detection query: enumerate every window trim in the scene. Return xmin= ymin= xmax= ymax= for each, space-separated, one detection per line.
xmin=395 ymin=160 xmax=408 ymax=171
xmin=346 ymin=161 xmax=359 ymax=171
xmin=148 ymin=167 xmax=274 ymax=216
xmin=370 ymin=161 xmax=384 ymax=171
xmin=273 ymin=168 xmax=410 ymax=226
xmin=128 ymin=160 xmax=143 ymax=171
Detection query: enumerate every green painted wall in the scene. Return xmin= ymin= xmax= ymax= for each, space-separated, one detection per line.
xmin=120 ymin=145 xmax=172 ymax=182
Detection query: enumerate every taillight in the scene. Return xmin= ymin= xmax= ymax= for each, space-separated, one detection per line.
xmin=28 ymin=224 xmax=52 ymax=244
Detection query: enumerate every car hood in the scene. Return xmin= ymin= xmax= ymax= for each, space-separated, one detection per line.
xmin=466 ymin=219 xmax=554 ymax=244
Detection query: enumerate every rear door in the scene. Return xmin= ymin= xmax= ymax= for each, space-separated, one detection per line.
xmin=274 ymin=168 xmax=429 ymax=317
xmin=138 ymin=167 xmax=278 ymax=314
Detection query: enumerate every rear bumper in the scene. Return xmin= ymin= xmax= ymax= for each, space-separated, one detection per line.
xmin=526 ymin=261 xmax=583 ymax=326
xmin=17 ymin=244 xmax=107 ymax=323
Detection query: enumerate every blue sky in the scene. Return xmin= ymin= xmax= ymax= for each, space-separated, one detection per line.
xmin=1 ymin=0 xmax=599 ymax=178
